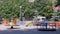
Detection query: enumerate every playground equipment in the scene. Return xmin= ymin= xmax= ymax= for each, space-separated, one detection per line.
xmin=2 ymin=18 xmax=8 ymax=25
xmin=38 ymin=21 xmax=56 ymax=31
xmin=25 ymin=21 xmax=32 ymax=27
xmin=33 ymin=16 xmax=46 ymax=25
xmin=33 ymin=16 xmax=56 ymax=31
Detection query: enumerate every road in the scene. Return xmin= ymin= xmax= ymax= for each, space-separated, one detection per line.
xmin=0 ymin=25 xmax=59 ymax=34
xmin=0 ymin=29 xmax=57 ymax=34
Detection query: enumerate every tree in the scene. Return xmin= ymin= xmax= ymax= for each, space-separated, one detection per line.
xmin=0 ymin=0 xmax=56 ymax=19
xmin=57 ymin=0 xmax=60 ymax=5
xmin=34 ymin=0 xmax=53 ymax=16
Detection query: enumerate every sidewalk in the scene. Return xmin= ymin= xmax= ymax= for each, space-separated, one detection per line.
xmin=0 ymin=24 xmax=40 ymax=30
xmin=0 ymin=24 xmax=58 ymax=31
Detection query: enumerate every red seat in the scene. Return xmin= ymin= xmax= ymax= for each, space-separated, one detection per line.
xmin=49 ymin=21 xmax=54 ymax=26
xmin=56 ymin=21 xmax=60 ymax=27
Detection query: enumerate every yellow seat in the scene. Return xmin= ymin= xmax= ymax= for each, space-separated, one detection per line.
xmin=25 ymin=21 xmax=32 ymax=26
xmin=10 ymin=22 xmax=15 ymax=26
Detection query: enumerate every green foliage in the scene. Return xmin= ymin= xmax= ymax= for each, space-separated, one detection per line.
xmin=0 ymin=0 xmax=54 ymax=18
xmin=57 ymin=0 xmax=60 ymax=5
xmin=34 ymin=0 xmax=53 ymax=16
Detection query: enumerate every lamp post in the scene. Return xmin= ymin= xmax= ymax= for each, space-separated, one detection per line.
xmin=20 ymin=6 xmax=23 ymax=21
xmin=28 ymin=0 xmax=35 ymax=3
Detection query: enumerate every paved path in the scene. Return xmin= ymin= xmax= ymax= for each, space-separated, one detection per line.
xmin=0 ymin=25 xmax=40 ymax=30
xmin=0 ymin=24 xmax=59 ymax=34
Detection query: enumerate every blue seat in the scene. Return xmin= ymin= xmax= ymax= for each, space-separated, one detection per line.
xmin=39 ymin=21 xmax=48 ymax=26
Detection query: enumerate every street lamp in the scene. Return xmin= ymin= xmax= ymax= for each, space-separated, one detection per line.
xmin=28 ymin=0 xmax=35 ymax=2
xmin=20 ymin=6 xmax=23 ymax=21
